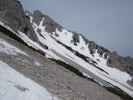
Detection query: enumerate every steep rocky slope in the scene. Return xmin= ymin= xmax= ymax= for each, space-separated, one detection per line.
xmin=0 ymin=27 xmax=123 ymax=100
xmin=0 ymin=0 xmax=37 ymax=41
xmin=0 ymin=0 xmax=133 ymax=99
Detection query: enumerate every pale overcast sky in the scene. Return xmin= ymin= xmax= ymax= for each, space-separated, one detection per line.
xmin=20 ymin=0 xmax=133 ymax=57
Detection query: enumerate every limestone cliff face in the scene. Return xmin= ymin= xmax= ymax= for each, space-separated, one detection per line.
xmin=0 ymin=0 xmax=37 ymax=41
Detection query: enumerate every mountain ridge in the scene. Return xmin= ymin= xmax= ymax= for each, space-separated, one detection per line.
xmin=28 ymin=10 xmax=133 ymax=77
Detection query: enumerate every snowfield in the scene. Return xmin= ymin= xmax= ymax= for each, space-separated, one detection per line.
xmin=0 ymin=60 xmax=60 ymax=100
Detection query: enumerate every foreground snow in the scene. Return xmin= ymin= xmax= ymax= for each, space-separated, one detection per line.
xmin=0 ymin=60 xmax=60 ymax=100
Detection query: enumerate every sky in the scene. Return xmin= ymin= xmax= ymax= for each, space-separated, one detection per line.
xmin=20 ymin=0 xmax=133 ymax=57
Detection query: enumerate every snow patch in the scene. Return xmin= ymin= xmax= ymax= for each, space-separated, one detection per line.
xmin=0 ymin=38 xmax=28 ymax=56
xmin=0 ymin=60 xmax=60 ymax=100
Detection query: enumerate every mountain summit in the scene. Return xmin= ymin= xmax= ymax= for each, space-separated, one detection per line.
xmin=0 ymin=0 xmax=133 ymax=100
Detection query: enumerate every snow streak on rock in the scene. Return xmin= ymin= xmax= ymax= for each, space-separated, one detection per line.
xmin=0 ymin=38 xmax=28 ymax=56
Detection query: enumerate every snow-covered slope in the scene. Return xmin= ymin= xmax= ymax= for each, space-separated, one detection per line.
xmin=0 ymin=0 xmax=133 ymax=98
xmin=0 ymin=60 xmax=59 ymax=100
xmin=0 ymin=13 xmax=133 ymax=99
xmin=28 ymin=15 xmax=133 ymax=97
xmin=0 ymin=10 xmax=133 ymax=98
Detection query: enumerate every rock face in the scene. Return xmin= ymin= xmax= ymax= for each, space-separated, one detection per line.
xmin=0 ymin=0 xmax=37 ymax=41
xmin=32 ymin=10 xmax=62 ymax=33
xmin=108 ymin=52 xmax=133 ymax=76
xmin=0 ymin=0 xmax=133 ymax=99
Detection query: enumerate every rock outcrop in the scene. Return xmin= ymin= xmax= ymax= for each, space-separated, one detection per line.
xmin=0 ymin=0 xmax=37 ymax=41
